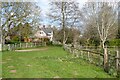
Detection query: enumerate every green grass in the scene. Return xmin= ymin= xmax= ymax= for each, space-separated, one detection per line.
xmin=2 ymin=46 xmax=113 ymax=78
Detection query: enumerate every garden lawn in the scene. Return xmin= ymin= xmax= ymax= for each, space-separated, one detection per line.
xmin=2 ymin=46 xmax=113 ymax=78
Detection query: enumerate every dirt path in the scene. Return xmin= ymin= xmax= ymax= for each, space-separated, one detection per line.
xmin=15 ymin=48 xmax=48 ymax=52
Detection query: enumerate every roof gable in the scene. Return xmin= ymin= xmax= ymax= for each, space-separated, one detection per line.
xmin=41 ymin=28 xmax=52 ymax=34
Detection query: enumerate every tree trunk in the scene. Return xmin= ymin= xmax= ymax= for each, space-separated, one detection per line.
xmin=73 ymin=35 xmax=77 ymax=48
xmin=116 ymin=48 xmax=120 ymax=78
xmin=63 ymin=30 xmax=66 ymax=46
xmin=0 ymin=44 xmax=2 ymax=51
xmin=0 ymin=33 xmax=2 ymax=51
xmin=62 ymin=2 xmax=66 ymax=46
xmin=102 ymin=41 xmax=105 ymax=49
xmin=102 ymin=42 xmax=109 ymax=72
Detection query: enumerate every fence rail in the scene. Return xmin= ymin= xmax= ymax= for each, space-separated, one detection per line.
xmin=2 ymin=42 xmax=46 ymax=51
xmin=64 ymin=44 xmax=120 ymax=77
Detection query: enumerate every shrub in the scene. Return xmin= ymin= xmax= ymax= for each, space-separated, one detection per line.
xmin=46 ymin=41 xmax=53 ymax=46
xmin=107 ymin=39 xmax=120 ymax=46
xmin=5 ymin=40 xmax=19 ymax=44
xmin=12 ymin=36 xmax=19 ymax=42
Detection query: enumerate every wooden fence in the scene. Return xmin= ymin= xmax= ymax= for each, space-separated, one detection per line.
xmin=2 ymin=42 xmax=46 ymax=51
xmin=64 ymin=44 xmax=120 ymax=77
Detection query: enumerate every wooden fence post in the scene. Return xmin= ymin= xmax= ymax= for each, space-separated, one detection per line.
xmin=76 ymin=50 xmax=79 ymax=58
xmin=81 ymin=51 xmax=83 ymax=58
xmin=8 ymin=44 xmax=11 ymax=51
xmin=15 ymin=43 xmax=16 ymax=49
xmin=72 ymin=48 xmax=75 ymax=57
xmin=2 ymin=45 xmax=3 ymax=51
xmin=44 ymin=42 xmax=46 ymax=46
xmin=116 ymin=50 xmax=119 ymax=70
xmin=87 ymin=51 xmax=91 ymax=62
xmin=69 ymin=47 xmax=71 ymax=53
xmin=103 ymin=48 xmax=109 ymax=73
xmin=116 ymin=50 xmax=120 ymax=78
xmin=35 ymin=43 xmax=36 ymax=47
xmin=31 ymin=43 xmax=33 ymax=47
xmin=26 ymin=43 xmax=28 ymax=48
xmin=0 ymin=43 xmax=2 ymax=51
xmin=12 ymin=44 xmax=14 ymax=50
xmin=20 ymin=43 xmax=21 ymax=48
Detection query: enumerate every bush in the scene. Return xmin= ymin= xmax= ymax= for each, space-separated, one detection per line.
xmin=107 ymin=39 xmax=120 ymax=46
xmin=46 ymin=41 xmax=53 ymax=46
xmin=12 ymin=36 xmax=19 ymax=42
xmin=5 ymin=40 xmax=19 ymax=44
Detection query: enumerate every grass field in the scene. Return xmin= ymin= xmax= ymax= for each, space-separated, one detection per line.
xmin=2 ymin=46 xmax=113 ymax=78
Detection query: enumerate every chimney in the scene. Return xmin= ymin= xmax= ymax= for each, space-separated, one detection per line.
xmin=43 ymin=25 xmax=45 ymax=28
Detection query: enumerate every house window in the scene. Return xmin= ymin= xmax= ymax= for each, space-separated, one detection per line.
xmin=40 ymin=32 xmax=43 ymax=34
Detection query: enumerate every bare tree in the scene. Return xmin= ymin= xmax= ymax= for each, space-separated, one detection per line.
xmin=82 ymin=24 xmax=100 ymax=46
xmin=82 ymin=2 xmax=118 ymax=72
xmin=0 ymin=2 xmax=41 ymax=44
xmin=48 ymin=1 xmax=81 ymax=46
xmin=82 ymin=2 xmax=118 ymax=49
xmin=0 ymin=2 xmax=2 ymax=51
